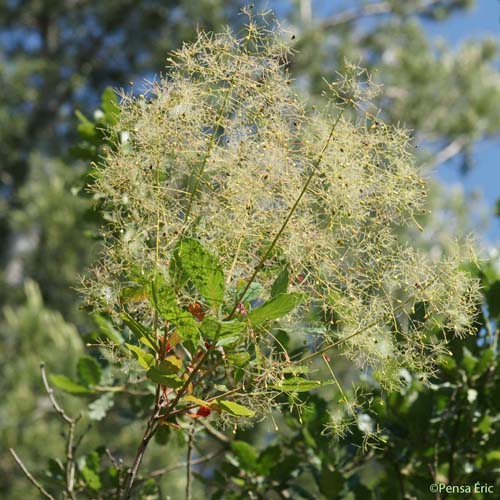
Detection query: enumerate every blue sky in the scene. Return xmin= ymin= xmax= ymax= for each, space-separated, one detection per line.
xmin=276 ymin=0 xmax=500 ymax=243
xmin=423 ymin=0 xmax=500 ymax=245
xmin=293 ymin=1 xmax=500 ymax=245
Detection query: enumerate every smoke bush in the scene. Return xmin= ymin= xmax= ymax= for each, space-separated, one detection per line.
xmin=78 ymin=13 xmax=479 ymax=494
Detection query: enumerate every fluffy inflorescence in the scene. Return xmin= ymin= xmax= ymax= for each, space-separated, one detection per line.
xmin=83 ymin=20 xmax=479 ymax=396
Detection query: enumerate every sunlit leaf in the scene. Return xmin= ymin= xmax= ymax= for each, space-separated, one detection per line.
xmin=77 ymin=356 xmax=102 ymax=387
xmin=218 ymin=400 xmax=255 ymax=417
xmin=247 ymin=293 xmax=306 ymax=324
xmin=49 ymin=374 xmax=94 ymax=395
xmin=125 ymin=343 xmax=155 ymax=369
xmin=121 ymin=312 xmax=159 ymax=351
xmin=270 ymin=377 xmax=328 ymax=393
xmin=172 ymin=238 xmax=225 ymax=307
xmin=271 ymin=267 xmax=289 ymax=298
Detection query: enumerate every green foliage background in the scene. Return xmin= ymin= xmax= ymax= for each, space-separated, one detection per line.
xmin=1 ymin=1 xmax=500 ymax=498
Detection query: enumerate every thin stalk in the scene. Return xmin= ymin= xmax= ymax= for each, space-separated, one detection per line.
xmin=185 ymin=424 xmax=195 ymax=500
xmin=9 ymin=448 xmax=56 ymax=500
xmin=121 ymin=420 xmax=159 ymax=499
xmin=228 ymin=109 xmax=344 ymax=319
xmin=40 ymin=363 xmax=80 ymax=500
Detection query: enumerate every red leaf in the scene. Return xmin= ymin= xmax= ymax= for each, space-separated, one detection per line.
xmin=188 ymin=302 xmax=205 ymax=321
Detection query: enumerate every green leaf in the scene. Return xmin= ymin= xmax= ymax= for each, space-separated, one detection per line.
xmin=477 ymin=414 xmax=492 ymax=434
xmin=147 ymin=371 xmax=183 ymax=388
xmin=148 ymin=274 xmax=200 ymax=344
xmin=148 ymin=274 xmax=177 ymax=317
xmin=173 ymin=238 xmax=225 ymax=307
xmin=101 ymin=87 xmax=120 ymax=125
xmin=164 ymin=309 xmax=200 ymax=344
xmin=231 ymin=441 xmax=258 ymax=471
xmin=77 ymin=356 xmax=102 ymax=387
xmin=81 ymin=466 xmax=102 ymax=491
xmin=486 ymin=280 xmax=500 ymax=318
xmin=270 ymin=377 xmax=327 ymax=393
xmin=49 ymin=374 xmax=94 ymax=395
xmin=75 ymin=110 xmax=96 ymax=140
xmin=486 ymin=450 xmax=500 ymax=463
xmin=147 ymin=360 xmax=183 ymax=388
xmin=182 ymin=395 xmax=212 ymax=407
xmin=462 ymin=347 xmax=478 ymax=376
xmin=271 ymin=267 xmax=289 ymax=298
xmin=94 ymin=314 xmax=123 ymax=345
xmin=282 ymin=365 xmax=310 ymax=375
xmin=247 ymin=293 xmax=305 ymax=324
xmin=125 ymin=343 xmax=155 ymax=369
xmin=226 ymin=352 xmax=251 ymax=367
xmin=155 ymin=425 xmax=171 ymax=446
xmin=151 ymin=357 xmax=182 ymax=375
xmin=88 ymin=393 xmax=114 ymax=421
xmin=121 ymin=312 xmax=159 ymax=351
xmin=257 ymin=445 xmax=281 ymax=475
xmin=476 ymin=348 xmax=495 ymax=375
xmin=47 ymin=459 xmax=64 ymax=480
xmin=140 ymin=336 xmax=158 ymax=352
xmin=237 ymin=281 xmax=262 ymax=303
xmin=200 ymin=317 xmax=246 ymax=341
xmin=218 ymin=400 xmax=255 ymax=417
xmin=318 ymin=465 xmax=345 ymax=498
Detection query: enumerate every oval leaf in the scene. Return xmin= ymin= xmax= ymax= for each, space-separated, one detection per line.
xmin=270 ymin=377 xmax=326 ymax=393
xmin=173 ymin=238 xmax=225 ymax=307
xmin=49 ymin=374 xmax=94 ymax=395
xmin=271 ymin=267 xmax=290 ymax=298
xmin=125 ymin=343 xmax=155 ymax=369
xmin=77 ymin=356 xmax=102 ymax=387
xmin=218 ymin=400 xmax=255 ymax=417
xmin=247 ymin=293 xmax=305 ymax=325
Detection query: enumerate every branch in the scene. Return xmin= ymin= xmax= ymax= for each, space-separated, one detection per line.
xmin=40 ymin=362 xmax=80 ymax=500
xmin=186 ymin=425 xmax=195 ymax=500
xmin=419 ymin=138 xmax=466 ymax=171
xmin=41 ymin=362 xmax=76 ymax=426
xmin=319 ymin=0 xmax=444 ymax=29
xmin=320 ymin=1 xmax=392 ymax=28
xmin=121 ymin=419 xmax=159 ymax=499
xmin=9 ymin=448 xmax=56 ymax=500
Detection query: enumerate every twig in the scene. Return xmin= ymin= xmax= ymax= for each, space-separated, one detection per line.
xmin=186 ymin=424 xmax=195 ymax=500
xmin=420 ymin=138 xmax=466 ymax=171
xmin=120 ymin=317 xmax=169 ymax=498
xmin=121 ymin=419 xmax=159 ymax=499
xmin=146 ymin=448 xmax=225 ymax=479
xmin=105 ymin=448 xmax=123 ymax=497
xmin=40 ymin=362 xmax=80 ymax=500
xmin=9 ymin=448 xmax=56 ymax=500
xmin=41 ymin=362 xmax=76 ymax=426
xmin=319 ymin=0 xmax=443 ymax=29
